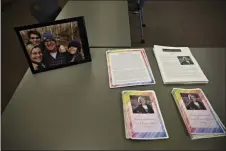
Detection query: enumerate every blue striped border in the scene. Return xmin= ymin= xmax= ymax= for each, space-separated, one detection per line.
xmin=133 ymin=132 xmax=167 ymax=139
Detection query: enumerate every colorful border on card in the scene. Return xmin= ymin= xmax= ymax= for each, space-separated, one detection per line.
xmin=106 ymin=49 xmax=155 ymax=88
xmin=122 ymin=91 xmax=168 ymax=139
xmin=173 ymin=89 xmax=226 ymax=134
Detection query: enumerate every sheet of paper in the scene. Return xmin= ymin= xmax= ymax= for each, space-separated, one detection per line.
xmin=122 ymin=90 xmax=168 ymax=140
xmin=153 ymin=45 xmax=208 ymax=84
xmin=106 ymin=49 xmax=155 ymax=88
xmin=172 ymin=88 xmax=226 ymax=139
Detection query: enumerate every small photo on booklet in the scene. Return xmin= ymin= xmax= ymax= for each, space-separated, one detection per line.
xmin=180 ymin=93 xmax=207 ymax=110
xmin=130 ymin=95 xmax=154 ymax=114
xmin=177 ymin=56 xmax=194 ymax=65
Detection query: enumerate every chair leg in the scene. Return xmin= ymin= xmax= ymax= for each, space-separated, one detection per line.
xmin=140 ymin=7 xmax=146 ymax=27
xmin=139 ymin=9 xmax=145 ymax=44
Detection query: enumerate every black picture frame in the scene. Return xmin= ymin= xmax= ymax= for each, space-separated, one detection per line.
xmin=15 ymin=16 xmax=91 ymax=74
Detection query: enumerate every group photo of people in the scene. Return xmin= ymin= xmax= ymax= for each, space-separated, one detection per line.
xmin=181 ymin=93 xmax=207 ymax=110
xmin=19 ymin=21 xmax=85 ymax=71
xmin=130 ymin=95 xmax=155 ymax=114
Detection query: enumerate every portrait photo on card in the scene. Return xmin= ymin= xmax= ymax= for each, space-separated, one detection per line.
xmin=130 ymin=95 xmax=154 ymax=114
xmin=180 ymin=93 xmax=207 ymax=110
xmin=177 ymin=56 xmax=194 ymax=65
xmin=15 ymin=16 xmax=91 ymax=74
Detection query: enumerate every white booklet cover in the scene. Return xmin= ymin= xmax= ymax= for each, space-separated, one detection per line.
xmin=153 ymin=45 xmax=208 ymax=84
xmin=106 ymin=49 xmax=155 ymax=88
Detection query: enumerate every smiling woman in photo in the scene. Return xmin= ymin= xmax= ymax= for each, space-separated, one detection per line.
xmin=67 ymin=40 xmax=84 ymax=63
xmin=26 ymin=44 xmax=45 ymax=70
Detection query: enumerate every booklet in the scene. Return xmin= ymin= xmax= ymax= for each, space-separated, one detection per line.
xmin=122 ymin=90 xmax=169 ymax=140
xmin=106 ymin=49 xmax=155 ymax=88
xmin=171 ymin=88 xmax=226 ymax=140
xmin=153 ymin=45 xmax=208 ymax=84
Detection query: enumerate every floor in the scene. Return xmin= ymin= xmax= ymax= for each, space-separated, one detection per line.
xmin=130 ymin=0 xmax=226 ymax=47
xmin=1 ymin=0 xmax=226 ymax=112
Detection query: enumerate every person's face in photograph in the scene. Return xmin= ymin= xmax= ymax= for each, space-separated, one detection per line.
xmin=69 ymin=46 xmax=78 ymax=55
xmin=140 ymin=98 xmax=146 ymax=105
xmin=182 ymin=57 xmax=187 ymax=61
xmin=189 ymin=95 xmax=197 ymax=102
xmin=29 ymin=34 xmax=41 ymax=45
xmin=45 ymin=39 xmax=57 ymax=52
xmin=30 ymin=47 xmax=43 ymax=63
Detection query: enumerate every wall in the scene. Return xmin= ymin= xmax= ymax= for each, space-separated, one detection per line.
xmin=1 ymin=0 xmax=68 ymax=113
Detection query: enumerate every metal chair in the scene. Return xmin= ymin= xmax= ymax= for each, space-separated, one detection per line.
xmin=128 ymin=0 xmax=146 ymax=44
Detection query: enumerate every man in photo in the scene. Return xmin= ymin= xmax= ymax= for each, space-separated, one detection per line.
xmin=41 ymin=32 xmax=69 ymax=68
xmin=186 ymin=94 xmax=206 ymax=110
xmin=133 ymin=96 xmax=154 ymax=114
xmin=27 ymin=30 xmax=41 ymax=45
xmin=180 ymin=56 xmax=193 ymax=65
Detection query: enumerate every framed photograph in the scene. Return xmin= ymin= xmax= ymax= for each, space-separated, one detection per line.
xmin=15 ymin=16 xmax=91 ymax=74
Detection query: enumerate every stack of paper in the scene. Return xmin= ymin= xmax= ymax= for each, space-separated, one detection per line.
xmin=106 ymin=49 xmax=155 ymax=88
xmin=153 ymin=45 xmax=208 ymax=84
xmin=172 ymin=88 xmax=226 ymax=139
xmin=122 ymin=90 xmax=169 ymax=140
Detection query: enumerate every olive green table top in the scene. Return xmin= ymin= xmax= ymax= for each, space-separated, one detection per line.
xmin=2 ymin=47 xmax=225 ymax=150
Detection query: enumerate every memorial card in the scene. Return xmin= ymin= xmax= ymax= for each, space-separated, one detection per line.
xmin=122 ymin=90 xmax=168 ymax=140
xmin=106 ymin=49 xmax=155 ymax=88
xmin=153 ymin=45 xmax=208 ymax=84
xmin=172 ymin=88 xmax=226 ymax=139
